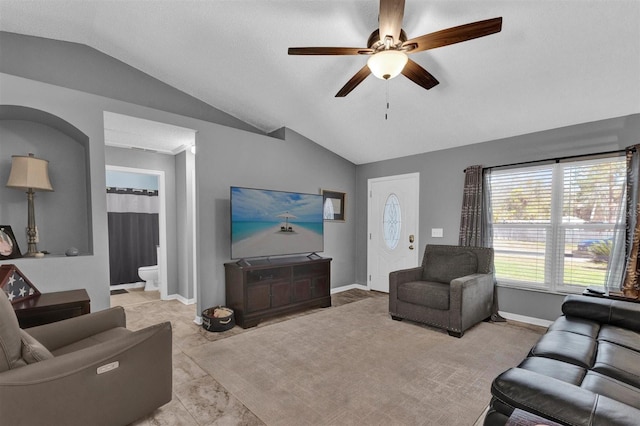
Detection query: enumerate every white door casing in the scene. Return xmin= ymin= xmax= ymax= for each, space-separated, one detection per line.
xmin=106 ymin=165 xmax=168 ymax=300
xmin=367 ymin=173 xmax=420 ymax=292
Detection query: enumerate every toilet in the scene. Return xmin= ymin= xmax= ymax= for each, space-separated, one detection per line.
xmin=138 ymin=246 xmax=161 ymax=291
xmin=138 ymin=265 xmax=158 ymax=291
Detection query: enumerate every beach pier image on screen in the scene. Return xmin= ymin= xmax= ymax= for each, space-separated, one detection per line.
xmin=230 ymin=187 xmax=324 ymax=259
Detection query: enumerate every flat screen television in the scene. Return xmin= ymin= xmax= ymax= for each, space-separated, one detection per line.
xmin=230 ymin=186 xmax=324 ymax=259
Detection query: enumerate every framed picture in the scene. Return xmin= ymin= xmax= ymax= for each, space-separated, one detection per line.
xmin=322 ymin=190 xmax=346 ymax=222
xmin=0 ymin=225 xmax=22 ymax=260
xmin=0 ymin=264 xmax=40 ymax=304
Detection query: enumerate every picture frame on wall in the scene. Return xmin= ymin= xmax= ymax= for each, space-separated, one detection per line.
xmin=322 ymin=190 xmax=346 ymax=222
xmin=0 ymin=225 xmax=22 ymax=260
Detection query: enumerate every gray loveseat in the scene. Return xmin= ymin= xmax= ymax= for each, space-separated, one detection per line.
xmin=389 ymin=244 xmax=494 ymax=337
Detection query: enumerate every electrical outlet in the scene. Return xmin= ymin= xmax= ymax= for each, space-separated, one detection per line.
xmin=431 ymin=228 xmax=443 ymax=238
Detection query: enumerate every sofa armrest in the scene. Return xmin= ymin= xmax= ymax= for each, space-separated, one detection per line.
xmin=450 ymin=273 xmax=494 ymax=331
xmin=389 ymin=267 xmax=424 ymax=313
xmin=0 ymin=321 xmax=172 ymax=426
xmin=562 ymin=295 xmax=640 ymax=332
xmin=491 ymin=368 xmax=640 ymax=426
xmin=25 ymin=306 xmax=127 ymax=352
xmin=389 ymin=266 xmax=423 ymax=288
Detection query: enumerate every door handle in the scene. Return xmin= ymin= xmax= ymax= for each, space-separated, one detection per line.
xmin=409 ymin=234 xmax=415 ymax=243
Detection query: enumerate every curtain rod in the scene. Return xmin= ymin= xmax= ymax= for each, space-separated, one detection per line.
xmin=465 ymin=148 xmax=631 ymax=173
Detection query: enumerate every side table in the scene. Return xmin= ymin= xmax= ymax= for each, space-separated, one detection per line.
xmin=582 ymin=288 xmax=640 ymax=303
xmin=12 ymin=289 xmax=91 ymax=328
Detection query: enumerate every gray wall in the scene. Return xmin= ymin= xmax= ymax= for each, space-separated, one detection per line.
xmin=1 ymin=76 xmax=112 ymax=310
xmin=0 ymin=31 xmax=263 ymax=136
xmin=104 ymin=146 xmax=179 ymax=297
xmin=0 ymin=71 xmax=358 ymax=315
xmin=0 ymin=118 xmax=91 ymax=255
xmin=196 ymin=126 xmax=357 ymax=310
xmin=356 ymin=114 xmax=640 ymax=320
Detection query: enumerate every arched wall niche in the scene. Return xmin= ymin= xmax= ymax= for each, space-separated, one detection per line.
xmin=0 ymin=104 xmax=93 ymax=256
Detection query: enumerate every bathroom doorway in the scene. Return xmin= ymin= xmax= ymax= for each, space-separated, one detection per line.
xmin=106 ymin=166 xmax=168 ymax=299
xmin=103 ymin=111 xmax=198 ymax=319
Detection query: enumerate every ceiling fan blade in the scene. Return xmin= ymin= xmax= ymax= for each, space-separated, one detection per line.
xmin=378 ymin=0 xmax=405 ymax=44
xmin=288 ymin=47 xmax=373 ymax=55
xmin=336 ymin=65 xmax=371 ymax=97
xmin=401 ymin=59 xmax=439 ymax=90
xmin=402 ymin=17 xmax=502 ymax=53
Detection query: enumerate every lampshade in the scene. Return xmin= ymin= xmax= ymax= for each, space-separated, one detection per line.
xmin=6 ymin=154 xmax=54 ymax=192
xmin=367 ymin=50 xmax=408 ymax=80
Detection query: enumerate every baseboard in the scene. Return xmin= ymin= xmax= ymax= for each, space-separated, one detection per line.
xmin=331 ymin=283 xmax=368 ymax=294
xmin=110 ymin=282 xmax=145 ymax=290
xmin=165 ymin=293 xmax=196 ymax=305
xmin=499 ymin=311 xmax=553 ymax=328
xmin=194 ymin=315 xmax=203 ymax=325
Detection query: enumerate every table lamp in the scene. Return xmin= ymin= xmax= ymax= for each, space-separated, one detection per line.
xmin=6 ymin=153 xmax=54 ymax=257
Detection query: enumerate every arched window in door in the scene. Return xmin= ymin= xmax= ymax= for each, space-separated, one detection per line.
xmin=383 ymin=193 xmax=401 ymax=250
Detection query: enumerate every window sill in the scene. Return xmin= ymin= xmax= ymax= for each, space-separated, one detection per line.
xmin=495 ymin=282 xmax=579 ymax=297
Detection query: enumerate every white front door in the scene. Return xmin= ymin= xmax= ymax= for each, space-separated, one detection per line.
xmin=367 ymin=173 xmax=420 ymax=292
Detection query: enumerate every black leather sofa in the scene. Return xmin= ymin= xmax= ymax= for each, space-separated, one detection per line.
xmin=485 ymin=295 xmax=640 ymax=426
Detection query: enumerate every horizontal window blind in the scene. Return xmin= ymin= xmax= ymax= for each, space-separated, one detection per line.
xmin=489 ymin=155 xmax=625 ymax=292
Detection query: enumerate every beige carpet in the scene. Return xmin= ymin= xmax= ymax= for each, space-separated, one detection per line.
xmin=186 ymin=297 xmax=543 ymax=426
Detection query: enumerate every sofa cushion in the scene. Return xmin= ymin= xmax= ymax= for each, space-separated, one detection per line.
xmin=397 ymin=281 xmax=449 ymax=310
xmin=581 ymin=371 xmax=640 ymax=410
xmin=592 ymin=341 xmax=640 ymax=388
xmin=423 ymin=250 xmax=477 ymax=283
xmin=0 ymin=292 xmax=27 ymax=372
xmin=518 ymin=357 xmax=586 ymax=386
xmin=598 ymin=325 xmax=640 ymax=352
xmin=548 ymin=316 xmax=600 ymax=338
xmin=529 ymin=330 xmax=597 ymax=368
xmin=19 ymin=329 xmax=54 ymax=363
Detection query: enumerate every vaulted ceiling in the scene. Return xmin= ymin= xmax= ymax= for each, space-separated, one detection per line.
xmin=1 ymin=1 xmax=638 ymax=164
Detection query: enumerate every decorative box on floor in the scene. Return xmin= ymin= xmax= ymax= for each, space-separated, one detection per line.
xmin=202 ymin=306 xmax=235 ymax=332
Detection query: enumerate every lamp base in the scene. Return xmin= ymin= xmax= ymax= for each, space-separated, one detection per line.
xmin=23 ymin=251 xmax=45 ymax=258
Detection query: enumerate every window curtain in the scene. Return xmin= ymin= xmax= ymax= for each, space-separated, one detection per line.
xmin=459 ymin=165 xmax=504 ymax=321
xmin=459 ymin=165 xmax=485 ymax=247
xmin=609 ymin=146 xmax=640 ymax=299
xmin=107 ymin=188 xmax=159 ymax=286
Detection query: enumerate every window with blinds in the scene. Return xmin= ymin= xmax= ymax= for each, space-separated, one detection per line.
xmin=488 ymin=154 xmax=625 ymax=292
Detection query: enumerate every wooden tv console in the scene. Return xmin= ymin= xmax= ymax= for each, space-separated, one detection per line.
xmin=224 ymin=256 xmax=331 ymax=328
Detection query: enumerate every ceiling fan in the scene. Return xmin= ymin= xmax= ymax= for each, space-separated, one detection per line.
xmin=288 ymin=0 xmax=502 ymax=97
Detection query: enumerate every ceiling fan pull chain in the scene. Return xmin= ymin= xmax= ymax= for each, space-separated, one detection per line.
xmin=385 ymin=80 xmax=390 ymax=120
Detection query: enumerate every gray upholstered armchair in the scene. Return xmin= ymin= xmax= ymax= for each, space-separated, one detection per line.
xmin=389 ymin=244 xmax=494 ymax=337
xmin=0 ymin=291 xmax=172 ymax=425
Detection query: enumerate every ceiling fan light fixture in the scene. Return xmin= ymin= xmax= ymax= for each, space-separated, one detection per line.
xmin=367 ymin=50 xmax=408 ymax=80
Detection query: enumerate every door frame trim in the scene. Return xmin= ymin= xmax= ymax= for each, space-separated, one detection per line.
xmin=367 ymin=172 xmax=420 ymax=292
xmin=106 ymin=165 xmax=168 ymax=300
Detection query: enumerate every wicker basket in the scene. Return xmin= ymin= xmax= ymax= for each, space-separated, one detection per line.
xmin=202 ymin=306 xmax=235 ymax=332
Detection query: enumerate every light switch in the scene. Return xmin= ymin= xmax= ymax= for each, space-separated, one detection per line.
xmin=431 ymin=228 xmax=443 ymax=238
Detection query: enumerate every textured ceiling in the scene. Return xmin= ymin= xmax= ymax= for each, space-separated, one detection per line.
xmin=104 ymin=112 xmax=197 ymax=155
xmin=1 ymin=1 xmax=639 ymax=164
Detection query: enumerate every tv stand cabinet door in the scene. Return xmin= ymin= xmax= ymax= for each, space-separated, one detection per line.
xmin=247 ymin=283 xmax=271 ymax=312
xmin=312 ymin=275 xmax=329 ymax=299
xmin=293 ymin=278 xmax=312 ymax=302
xmin=271 ymin=281 xmax=292 ymax=308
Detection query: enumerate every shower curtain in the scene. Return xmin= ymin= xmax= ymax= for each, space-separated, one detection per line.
xmin=107 ymin=188 xmax=160 ymax=285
